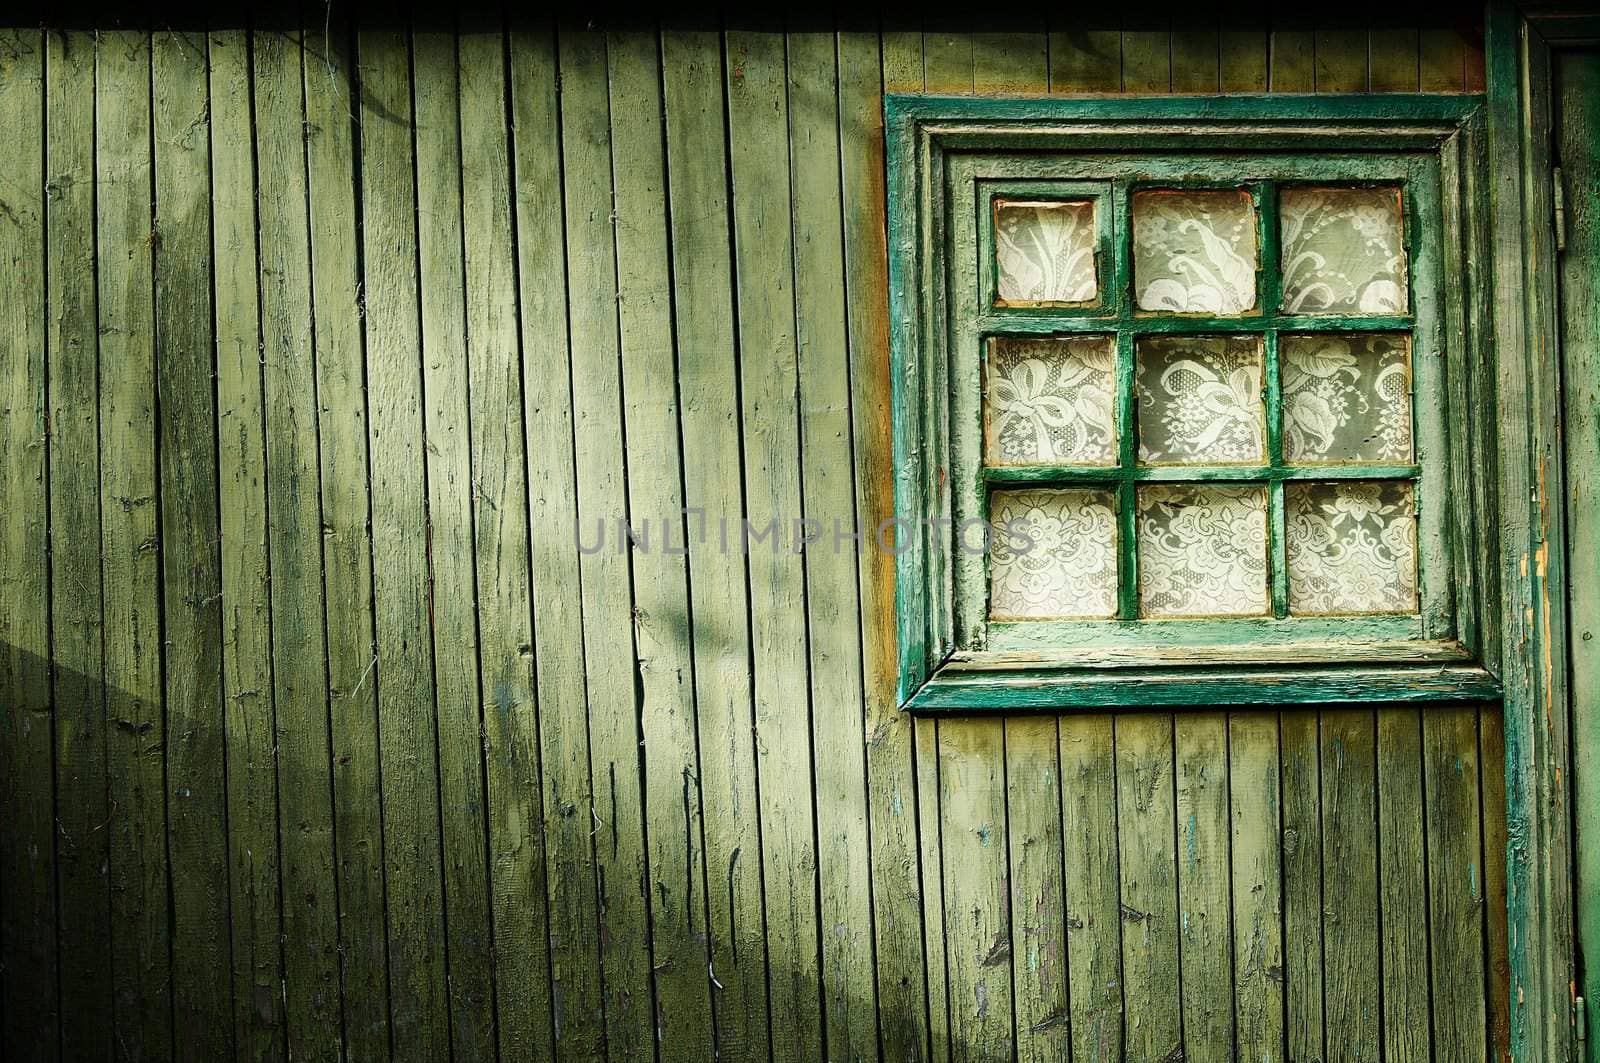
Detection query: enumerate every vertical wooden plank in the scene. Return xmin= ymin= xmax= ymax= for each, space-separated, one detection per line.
xmin=1376 ymin=707 xmax=1432 ymax=1063
xmin=45 ymin=27 xmax=115 ymax=1061
xmin=208 ymin=28 xmax=286 ymax=1060
xmin=1313 ymin=30 xmax=1368 ymax=92
xmin=1279 ymin=710 xmax=1323 ymax=1063
xmin=252 ymin=27 xmax=343 ymax=1059
xmin=1049 ymin=29 xmax=1122 ymax=93
xmin=0 ymin=24 xmax=57 ymax=1060
xmin=839 ymin=26 xmax=931 ymax=1063
xmin=1269 ymin=25 xmax=1315 ymax=93
xmin=1229 ymin=713 xmax=1283 ymax=1063
xmin=916 ymin=36 xmax=966 ymax=1063
xmin=1171 ymin=24 xmax=1221 ymax=93
xmin=971 ymin=31 xmax=1046 ymax=94
xmin=1424 ymin=707 xmax=1489 ymax=1061
xmin=658 ymin=27 xmax=770 ymax=1063
xmin=938 ymin=724 xmax=1013 ymax=1062
xmin=457 ymin=25 xmax=557 ymax=1062
xmin=1463 ymin=28 xmax=1485 ymax=92
xmin=1005 ymin=718 xmax=1067 ymax=1063
xmin=724 ymin=28 xmax=826 ymax=1063
xmin=1220 ymin=27 xmax=1269 ymax=92
xmin=1121 ymin=26 xmax=1172 ymax=93
xmin=1419 ymin=29 xmax=1467 ymax=93
xmin=1369 ymin=28 xmax=1421 ymax=92
xmin=1060 ymin=716 xmax=1123 ymax=1063
xmin=1319 ymin=709 xmax=1379 ymax=1062
xmin=1115 ymin=713 xmax=1181 ymax=1062
xmin=97 ymin=29 xmax=174 ymax=1060
xmin=151 ymin=27 xmax=233 ymax=1060
xmin=355 ymin=25 xmax=461 ymax=1060
xmin=415 ymin=26 xmax=505 ymax=1060
xmin=1480 ymin=708 xmax=1512 ymax=1062
xmin=300 ymin=21 xmax=393 ymax=1059
xmin=607 ymin=28 xmax=718 ymax=1059
xmin=1176 ymin=712 xmax=1233 ymax=1063
xmin=786 ymin=28 xmax=879 ymax=1063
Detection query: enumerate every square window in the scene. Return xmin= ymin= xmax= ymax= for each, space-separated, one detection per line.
xmin=1280 ymin=186 xmax=1409 ymax=314
xmin=984 ymin=335 xmax=1117 ymax=465
xmin=1133 ymin=188 xmax=1258 ymax=314
xmin=1282 ymin=333 xmax=1413 ymax=463
xmin=994 ymin=199 xmax=1099 ymax=305
xmin=989 ymin=488 xmax=1119 ymax=620
xmin=1286 ymin=481 xmax=1417 ymax=615
xmin=1136 ymin=335 xmax=1264 ymax=464
xmin=1136 ymin=484 xmax=1269 ymax=618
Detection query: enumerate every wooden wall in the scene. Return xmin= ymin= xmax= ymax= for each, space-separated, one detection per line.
xmin=0 ymin=15 xmax=1508 ymax=1063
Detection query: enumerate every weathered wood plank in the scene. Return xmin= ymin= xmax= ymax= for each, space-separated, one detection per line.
xmin=1171 ymin=26 xmax=1220 ymax=93
xmin=355 ymin=26 xmax=459 ymax=1060
xmin=1480 ymin=708 xmax=1511 ymax=1062
xmin=1049 ymin=29 xmax=1121 ymax=93
xmin=1279 ymin=710 xmax=1323 ymax=1062
xmin=924 ymin=30 xmax=974 ymax=93
xmin=938 ymin=723 xmax=1013 ymax=1061
xmin=1424 ymin=707 xmax=1488 ymax=1060
xmin=255 ymin=25 xmax=344 ymax=1058
xmin=1220 ymin=27 xmax=1268 ymax=92
xmin=1229 ymin=712 xmax=1283 ymax=1063
xmin=1314 ymin=30 xmax=1368 ymax=93
xmin=1370 ymin=29 xmax=1421 ymax=92
xmin=46 ymin=26 xmax=115 ymax=1061
xmin=840 ymin=25 xmax=931 ymax=1063
xmin=457 ymin=26 xmax=557 ymax=1062
xmin=1059 ymin=716 xmax=1123 ymax=1063
xmin=1376 ymin=707 xmax=1431 ymax=1063
xmin=1121 ymin=28 xmax=1172 ymax=93
xmin=607 ymin=29 xmax=718 ymax=1060
xmin=1115 ymin=713 xmax=1181 ymax=1062
xmin=1269 ymin=26 xmax=1315 ymax=93
xmin=1419 ymin=28 xmax=1467 ymax=92
xmin=1176 ymin=712 xmax=1234 ymax=1063
xmin=1320 ymin=709 xmax=1380 ymax=1062
xmin=300 ymin=21 xmax=393 ymax=1058
xmin=97 ymin=29 xmax=175 ymax=1060
xmin=0 ymin=25 xmax=57 ymax=1060
xmin=413 ymin=26 xmax=503 ymax=1060
xmin=786 ymin=28 xmax=879 ymax=1063
xmin=972 ymin=30 xmax=1046 ymax=94
xmin=658 ymin=28 xmax=770 ymax=1062
xmin=207 ymin=28 xmax=286 ymax=1060
xmin=151 ymin=27 xmax=233 ymax=1060
xmin=1004 ymin=718 xmax=1067 ymax=1063
xmin=725 ymin=28 xmax=827 ymax=1063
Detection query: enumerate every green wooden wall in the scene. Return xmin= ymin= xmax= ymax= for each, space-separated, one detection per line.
xmin=0 ymin=15 xmax=1509 ymax=1063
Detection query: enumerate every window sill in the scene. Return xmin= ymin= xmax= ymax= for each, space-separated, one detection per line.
xmin=903 ymin=655 xmax=1501 ymax=711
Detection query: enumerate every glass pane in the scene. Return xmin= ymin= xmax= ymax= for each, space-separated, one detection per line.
xmin=989 ymin=488 xmax=1119 ymax=620
xmin=1136 ymin=335 xmax=1265 ymax=464
xmin=1286 ymin=481 xmax=1417 ymax=615
xmin=1282 ymin=333 xmax=1413 ymax=463
xmin=1280 ymin=186 xmax=1409 ymax=314
xmin=985 ymin=335 xmax=1117 ymax=465
xmin=995 ymin=199 xmax=1098 ymax=305
xmin=1137 ymin=484 xmax=1269 ymax=618
xmin=1133 ymin=188 xmax=1258 ymax=315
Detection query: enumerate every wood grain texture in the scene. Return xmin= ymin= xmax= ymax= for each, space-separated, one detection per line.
xmin=0 ymin=18 xmax=1516 ymax=1063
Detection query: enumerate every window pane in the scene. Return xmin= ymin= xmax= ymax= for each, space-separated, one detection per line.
xmin=1136 ymin=335 xmax=1264 ymax=464
xmin=995 ymin=199 xmax=1098 ymax=305
xmin=985 ymin=335 xmax=1117 ymax=465
xmin=1133 ymin=188 xmax=1258 ymax=314
xmin=1280 ymin=186 xmax=1408 ymax=314
xmin=989 ymin=488 xmax=1119 ymax=620
xmin=1282 ymin=333 xmax=1413 ymax=463
xmin=1286 ymin=481 xmax=1417 ymax=615
xmin=1137 ymin=484 xmax=1269 ymax=617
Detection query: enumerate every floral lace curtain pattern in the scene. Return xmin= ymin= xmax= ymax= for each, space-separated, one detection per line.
xmin=982 ymin=181 xmax=1418 ymax=624
xmin=994 ymin=200 xmax=1098 ymax=305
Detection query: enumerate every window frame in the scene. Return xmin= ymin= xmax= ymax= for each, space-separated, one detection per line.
xmin=886 ymin=93 xmax=1501 ymax=710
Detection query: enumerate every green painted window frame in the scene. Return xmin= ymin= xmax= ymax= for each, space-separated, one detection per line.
xmin=886 ymin=94 xmax=1503 ymax=711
